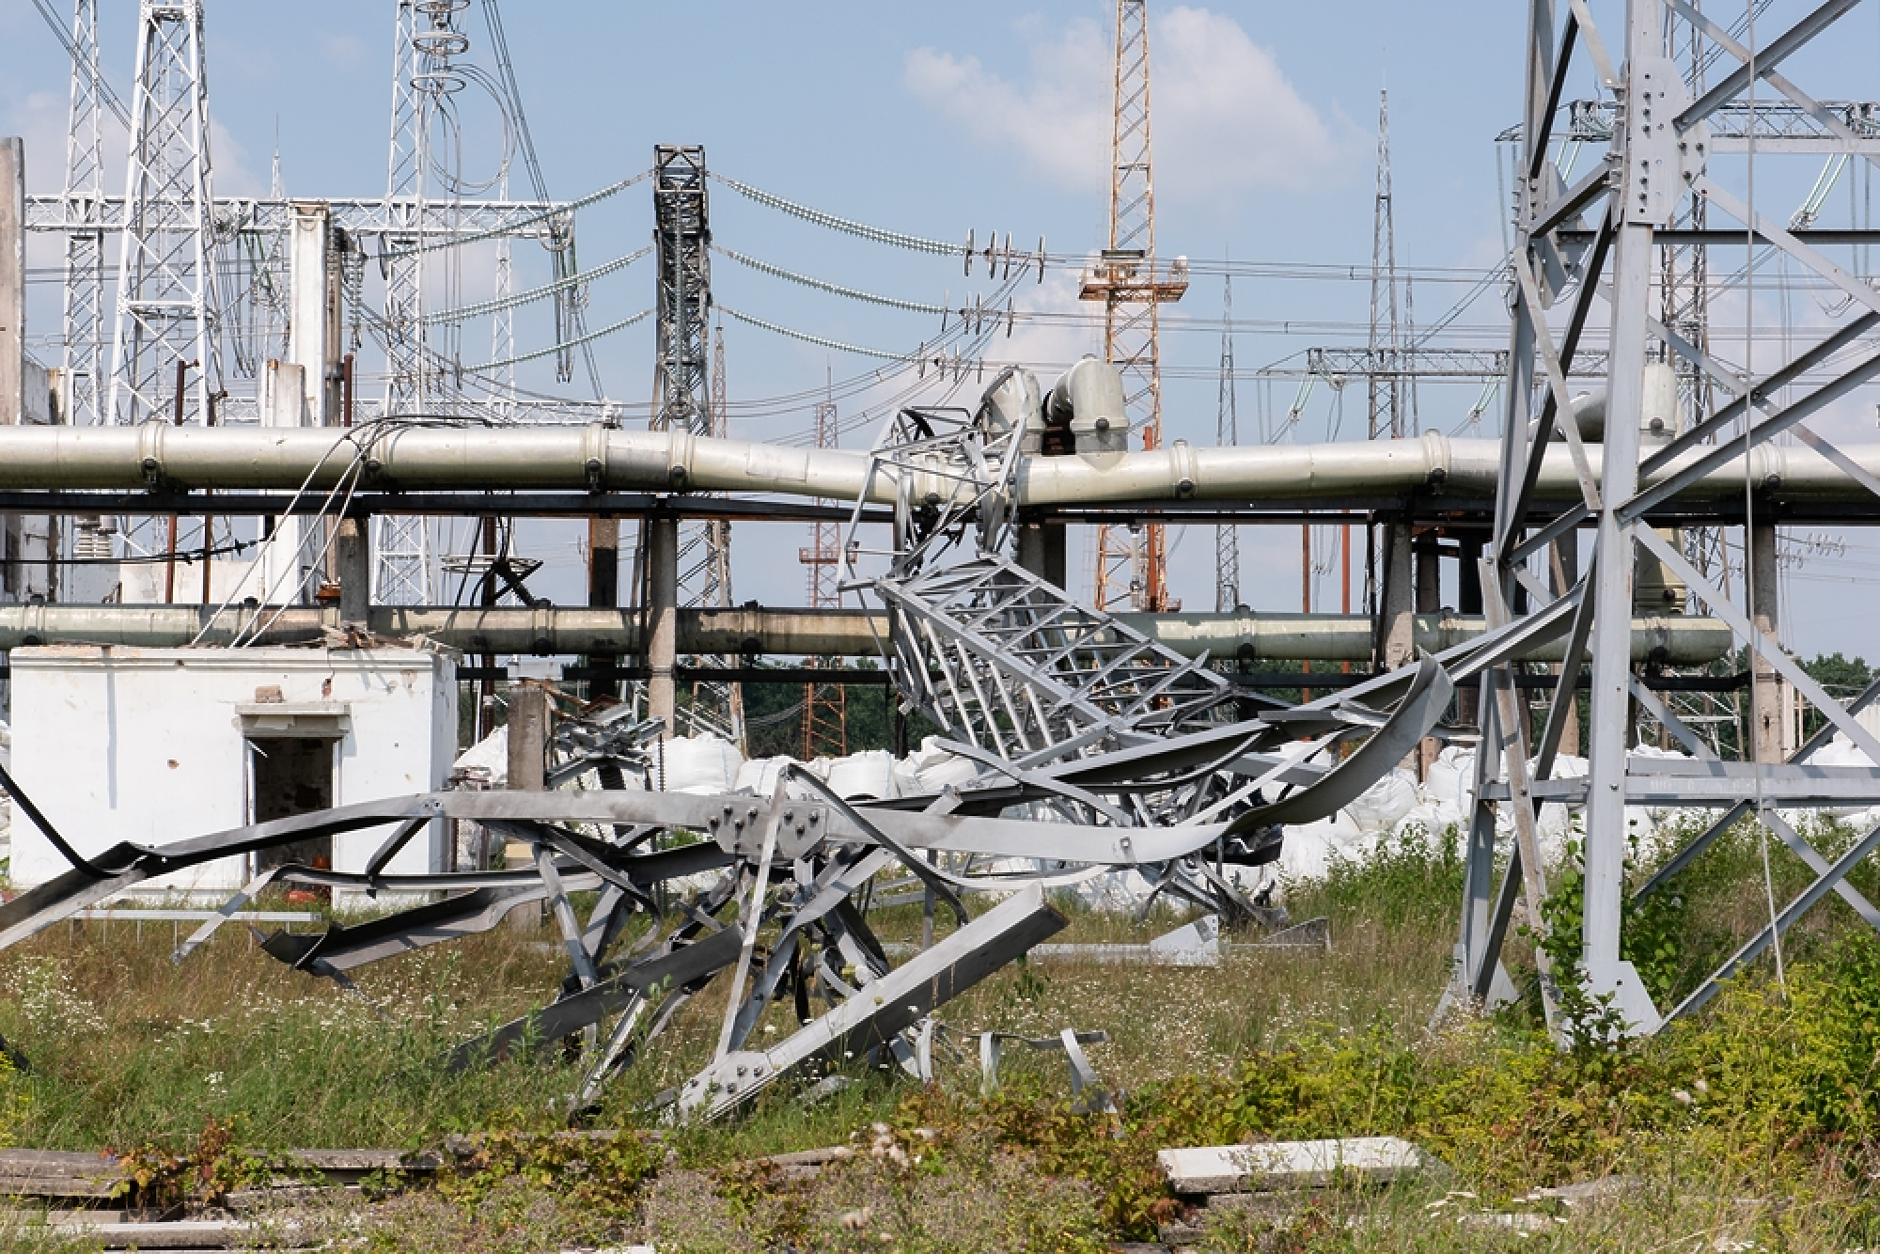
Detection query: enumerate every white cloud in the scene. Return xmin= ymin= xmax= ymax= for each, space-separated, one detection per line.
xmin=904 ymin=7 xmax=1344 ymax=204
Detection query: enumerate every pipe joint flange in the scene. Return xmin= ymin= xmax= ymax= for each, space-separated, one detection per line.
xmin=667 ymin=429 xmax=693 ymax=491
xmin=137 ymin=420 xmax=167 ymax=488
xmin=1421 ymin=431 xmax=1452 ymax=488
xmin=582 ymin=423 xmax=610 ymax=491
xmin=1170 ymin=439 xmax=1198 ymax=498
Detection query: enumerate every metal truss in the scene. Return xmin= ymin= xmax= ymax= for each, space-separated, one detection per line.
xmin=57 ymin=0 xmax=107 ymax=431
xmin=1215 ymin=277 xmax=1241 ymax=612
xmin=1522 ymin=96 xmax=1880 ymax=152
xmin=1452 ymin=0 xmax=1880 ymax=1035
xmin=104 ymin=0 xmax=219 ymax=429
xmin=0 ymin=653 xmax=1462 ymax=1111
xmin=25 ymin=195 xmax=571 ymax=239
xmin=1085 ymin=0 xmax=1186 ymax=612
xmin=1301 ymin=345 xmax=1611 ymax=381
xmin=651 ymin=145 xmax=741 ymax=745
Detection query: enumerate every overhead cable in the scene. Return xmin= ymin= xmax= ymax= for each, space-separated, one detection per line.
xmin=462 ymin=308 xmax=653 ymax=374
xmin=713 ymin=173 xmax=964 ymax=257
xmin=423 ymin=245 xmax=652 ymax=325
xmin=377 ymin=168 xmax=653 ymax=260
xmin=717 ymin=305 xmax=913 ymax=361
xmin=714 ymin=245 xmax=948 ymax=315
xmin=28 ymin=0 xmax=130 ymax=128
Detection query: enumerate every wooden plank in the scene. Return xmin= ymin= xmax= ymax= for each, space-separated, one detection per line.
xmin=0 ymin=1148 xmax=125 ymax=1198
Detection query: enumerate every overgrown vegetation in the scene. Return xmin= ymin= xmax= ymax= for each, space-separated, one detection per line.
xmin=11 ymin=821 xmax=1880 ymax=1249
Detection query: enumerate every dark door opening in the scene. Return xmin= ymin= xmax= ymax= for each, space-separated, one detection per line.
xmin=249 ymin=736 xmax=336 ymax=873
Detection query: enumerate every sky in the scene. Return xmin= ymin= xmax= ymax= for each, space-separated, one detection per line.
xmin=4 ymin=1 xmax=1880 ymax=662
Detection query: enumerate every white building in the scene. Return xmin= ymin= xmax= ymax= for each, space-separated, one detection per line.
xmin=8 ymin=645 xmax=457 ymax=894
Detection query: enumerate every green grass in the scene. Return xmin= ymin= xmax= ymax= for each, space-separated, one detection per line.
xmin=9 ymin=827 xmax=1880 ymax=1249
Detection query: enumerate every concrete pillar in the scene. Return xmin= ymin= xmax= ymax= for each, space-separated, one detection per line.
xmin=1749 ymin=518 xmax=1788 ymax=763
xmin=1376 ymin=521 xmax=1416 ymax=671
xmin=1016 ymin=520 xmax=1067 ymax=590
xmin=503 ymin=681 xmax=549 ymax=928
xmin=259 ymin=362 xmax=309 ymax=604
xmin=646 ymin=514 xmax=679 ymax=731
xmin=287 ymin=203 xmax=338 ymax=426
xmin=587 ymin=517 xmax=620 ymax=698
xmin=0 ymin=138 xmax=20 ymax=429
xmin=506 ymin=683 xmax=548 ymax=791
xmin=335 ymin=517 xmax=370 ymax=625
xmin=1413 ymin=532 xmax=1441 ymax=613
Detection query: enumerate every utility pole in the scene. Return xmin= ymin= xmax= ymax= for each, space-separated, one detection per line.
xmin=799 ymin=390 xmax=846 ymax=759
xmin=1214 ymin=272 xmax=1240 ymax=612
xmin=1083 ymin=0 xmax=1186 ymax=612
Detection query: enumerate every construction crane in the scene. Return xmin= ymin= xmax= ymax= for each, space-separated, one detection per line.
xmin=1083 ymin=0 xmax=1186 ymax=612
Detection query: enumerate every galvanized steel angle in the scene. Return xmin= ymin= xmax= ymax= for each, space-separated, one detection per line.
xmin=1693 ymin=175 xmax=1880 ymax=319
xmin=1636 ymin=527 xmax=1880 ymax=766
xmin=1498 ymin=219 xmax=1614 ymax=564
xmin=1668 ymin=815 xmax=1880 ymax=1023
xmin=1668 ymin=0 xmax=1880 ymax=177
xmin=1761 ymin=808 xmax=1880 ymax=931
xmin=1514 ymin=255 xmax=1602 ymax=513
xmin=1676 ymin=0 xmax=1865 ymax=131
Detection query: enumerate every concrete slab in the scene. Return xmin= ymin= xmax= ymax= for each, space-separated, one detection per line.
xmin=1159 ymin=1135 xmax=1430 ymax=1193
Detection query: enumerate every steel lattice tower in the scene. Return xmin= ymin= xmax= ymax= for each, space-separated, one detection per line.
xmin=706 ymin=325 xmax=744 ymax=741
xmin=373 ymin=0 xmax=467 ymax=606
xmin=59 ymin=0 xmax=109 ymax=431
xmin=799 ymin=395 xmax=846 ymax=759
xmin=1214 ymin=273 xmax=1240 ymax=612
xmin=1368 ymin=89 xmax=1404 ymax=439
xmin=105 ymin=0 xmax=219 ymax=429
xmin=649 ymin=152 xmax=740 ymax=742
xmin=1083 ymin=0 xmax=1185 ymax=612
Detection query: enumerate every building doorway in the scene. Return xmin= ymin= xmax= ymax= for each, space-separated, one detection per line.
xmin=248 ymin=736 xmax=336 ymax=873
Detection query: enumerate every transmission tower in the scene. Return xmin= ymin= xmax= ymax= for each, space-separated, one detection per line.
xmin=1082 ymin=0 xmax=1186 ymax=612
xmin=105 ymin=0 xmax=219 ymax=429
xmin=1214 ymin=274 xmax=1240 ymax=612
xmin=58 ymin=0 xmax=110 ymax=432
xmin=648 ymin=150 xmax=740 ymax=742
xmin=372 ymin=0 xmax=472 ymax=606
xmin=1367 ymin=88 xmax=1403 ymax=439
xmin=799 ymin=394 xmax=847 ymax=759
xmin=706 ymin=325 xmax=744 ymax=741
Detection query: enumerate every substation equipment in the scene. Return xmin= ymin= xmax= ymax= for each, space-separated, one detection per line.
xmin=4 ymin=0 xmax=1880 ymax=1116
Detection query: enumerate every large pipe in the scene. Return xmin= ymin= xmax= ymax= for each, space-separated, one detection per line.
xmin=0 ymin=603 xmax=1733 ymax=666
xmin=1 ymin=424 xmax=1879 ymax=507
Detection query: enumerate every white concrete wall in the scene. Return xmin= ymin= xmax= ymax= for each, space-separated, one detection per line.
xmin=8 ymin=646 xmax=457 ymax=894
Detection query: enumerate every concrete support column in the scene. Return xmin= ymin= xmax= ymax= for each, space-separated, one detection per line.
xmin=646 ymin=513 xmax=679 ymax=731
xmin=1749 ymin=518 xmax=1788 ymax=763
xmin=1413 ymin=531 xmax=1441 ymax=613
xmin=504 ymin=681 xmax=549 ymax=929
xmin=1015 ymin=520 xmax=1067 ymax=590
xmin=506 ymin=683 xmax=548 ymax=790
xmin=587 ymin=517 xmax=620 ymax=698
xmin=335 ymin=517 xmax=370 ymax=625
xmin=0 ymin=138 xmax=20 ymax=429
xmin=1376 ymin=520 xmax=1416 ymax=671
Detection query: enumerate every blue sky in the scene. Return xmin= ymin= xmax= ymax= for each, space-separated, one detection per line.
xmin=7 ymin=1 xmax=1880 ymax=661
